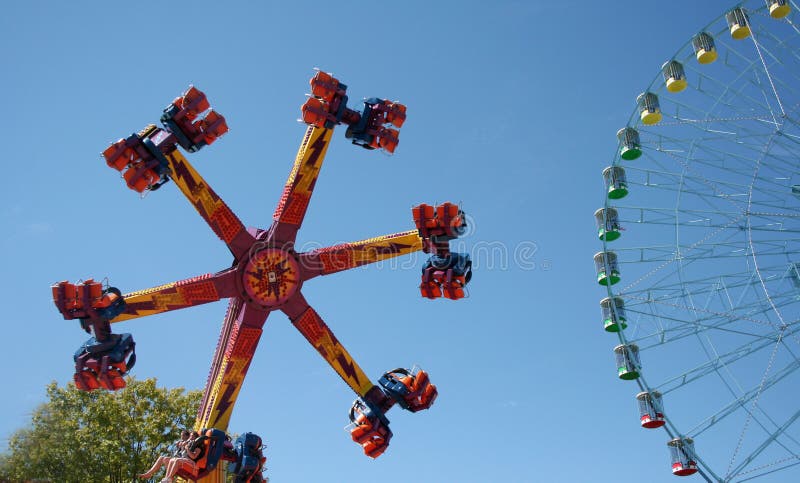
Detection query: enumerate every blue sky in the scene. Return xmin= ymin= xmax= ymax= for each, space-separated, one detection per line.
xmin=1 ymin=1 xmax=791 ymax=482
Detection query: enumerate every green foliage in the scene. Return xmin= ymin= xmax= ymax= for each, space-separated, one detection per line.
xmin=0 ymin=377 xmax=201 ymax=483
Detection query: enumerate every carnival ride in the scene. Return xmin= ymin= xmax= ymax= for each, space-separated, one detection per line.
xmin=596 ymin=0 xmax=800 ymax=480
xmin=52 ymin=71 xmax=473 ymax=482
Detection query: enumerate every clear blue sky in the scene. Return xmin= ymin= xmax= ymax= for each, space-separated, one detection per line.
xmin=0 ymin=1 xmax=784 ymax=482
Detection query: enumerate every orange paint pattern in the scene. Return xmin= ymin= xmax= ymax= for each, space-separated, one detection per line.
xmin=210 ymin=204 xmax=241 ymax=243
xmin=296 ymin=309 xmax=324 ymax=341
xmin=230 ymin=327 xmax=262 ymax=359
xmin=319 ymin=244 xmax=353 ymax=272
xmin=293 ymin=308 xmax=373 ymax=396
xmin=279 ymin=192 xmax=310 ymax=225
xmin=176 ymin=280 xmax=219 ymax=302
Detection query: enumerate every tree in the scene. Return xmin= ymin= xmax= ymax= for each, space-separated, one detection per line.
xmin=0 ymin=377 xmax=201 ymax=483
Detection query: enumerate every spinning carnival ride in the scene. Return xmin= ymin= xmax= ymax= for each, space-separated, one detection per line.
xmin=596 ymin=1 xmax=800 ymax=481
xmin=52 ymin=71 xmax=473 ymax=482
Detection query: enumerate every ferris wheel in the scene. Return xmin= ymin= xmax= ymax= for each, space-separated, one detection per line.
xmin=595 ymin=0 xmax=800 ymax=480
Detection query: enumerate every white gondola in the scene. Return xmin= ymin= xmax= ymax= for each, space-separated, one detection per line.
xmin=637 ymin=92 xmax=662 ymax=125
xmin=726 ymin=7 xmax=751 ymax=39
xmin=602 ymin=166 xmax=628 ymax=200
xmin=594 ymin=251 xmax=620 ymax=286
xmin=600 ymin=296 xmax=626 ymax=332
xmin=667 ymin=437 xmax=698 ymax=476
xmin=617 ymin=127 xmax=641 ymax=160
xmin=768 ymin=0 xmax=791 ymax=18
xmin=595 ymin=208 xmax=621 ymax=242
xmin=692 ymin=32 xmax=718 ymax=64
xmin=636 ymin=391 xmax=665 ymax=428
xmin=613 ymin=343 xmax=640 ymax=380
xmin=662 ymin=60 xmax=687 ymax=93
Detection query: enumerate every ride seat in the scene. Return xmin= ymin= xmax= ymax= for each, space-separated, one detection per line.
xmin=123 ymin=163 xmax=161 ymax=193
xmin=199 ymin=110 xmax=228 ymax=145
xmin=436 ymin=202 xmax=465 ymax=238
xmin=172 ymin=86 xmax=210 ymax=122
xmin=175 ymin=434 xmax=210 ymax=480
xmin=350 ymin=413 xmax=390 ymax=459
xmin=419 ymin=269 xmax=442 ymax=299
xmin=442 ymin=273 xmax=466 ymax=300
xmin=412 ymin=204 xmax=439 ymax=235
xmin=301 ymin=97 xmax=329 ymax=128
xmin=310 ymin=71 xmax=340 ymax=102
xmin=384 ymin=101 xmax=406 ymax=128
xmin=379 ymin=368 xmax=438 ymax=412
xmin=378 ymin=128 xmax=399 ymax=153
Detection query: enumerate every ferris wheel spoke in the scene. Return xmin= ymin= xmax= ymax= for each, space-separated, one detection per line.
xmin=727 ymin=405 xmax=800 ymax=479
xmin=694 ymin=334 xmax=800 ymax=458
xmin=661 ymin=239 xmax=794 ymax=260
xmin=753 ymin=24 xmax=800 ymax=67
xmin=664 ymin=84 xmax=775 ymax=128
xmin=701 ymin=362 xmax=800 ymax=469
xmin=737 ymin=457 xmax=800 ymax=482
xmin=678 ymin=41 xmax=774 ymax=103
xmin=641 ymin=133 xmax=799 ymax=179
xmin=642 ymin=156 xmax=759 ymax=214
xmin=686 ymin=45 xmax=800 ymax=114
xmin=621 ymin=268 xmax=774 ymax=300
xmin=746 ymin=20 xmax=788 ymax=117
xmin=653 ymin=329 xmax=798 ymax=395
xmin=715 ymin=39 xmax=784 ymax=117
xmin=688 ymin=74 xmax=783 ymax=129
xmin=623 ymin=286 xmax=797 ymax=344
xmin=613 ymin=240 xmax=781 ymax=266
xmin=617 ymin=206 xmax=800 ymax=232
xmin=688 ymin=357 xmax=800 ymax=437
xmin=644 ymin=122 xmax=777 ymax=159
xmin=618 ymin=205 xmax=745 ymax=222
xmin=776 ymin=116 xmax=800 ymax=141
xmin=628 ymin=311 xmax=778 ymax=349
xmin=663 ymin=150 xmax=781 ymax=208
xmin=785 ymin=12 xmax=800 ymax=35
xmin=615 ymin=227 xmax=748 ymax=290
xmin=779 ymin=336 xmax=800 ymax=362
xmin=622 ymin=166 xmax=795 ymax=199
xmin=631 ymin=304 xmax=784 ymax=348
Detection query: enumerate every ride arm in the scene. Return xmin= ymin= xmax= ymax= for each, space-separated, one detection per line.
xmin=195 ymin=303 xmax=271 ymax=431
xmin=165 ymin=149 xmax=255 ymax=259
xmin=270 ymin=126 xmax=334 ymax=242
xmin=281 ymin=293 xmax=383 ymax=401
xmin=272 ymin=70 xmax=407 ymax=243
xmin=297 ymin=229 xmax=423 ymax=281
xmin=111 ymin=269 xmax=238 ymax=323
xmin=102 ymin=87 xmax=255 ymax=260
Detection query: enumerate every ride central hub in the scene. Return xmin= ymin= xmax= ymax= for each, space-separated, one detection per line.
xmin=240 ymin=247 xmax=301 ymax=308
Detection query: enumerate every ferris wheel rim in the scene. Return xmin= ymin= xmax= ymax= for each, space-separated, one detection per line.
xmin=598 ymin=1 xmax=800 ymax=481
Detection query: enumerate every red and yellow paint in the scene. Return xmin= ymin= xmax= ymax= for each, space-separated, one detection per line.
xmin=273 ymin=126 xmax=333 ymax=228
xmin=304 ymin=230 xmax=423 ymax=276
xmin=166 ymin=149 xmax=253 ymax=257
xmin=113 ymin=273 xmax=230 ymax=323
xmin=292 ymin=306 xmax=374 ymax=396
xmin=86 ymin=82 xmax=435 ymax=481
xmin=242 ymin=249 xmax=301 ymax=307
